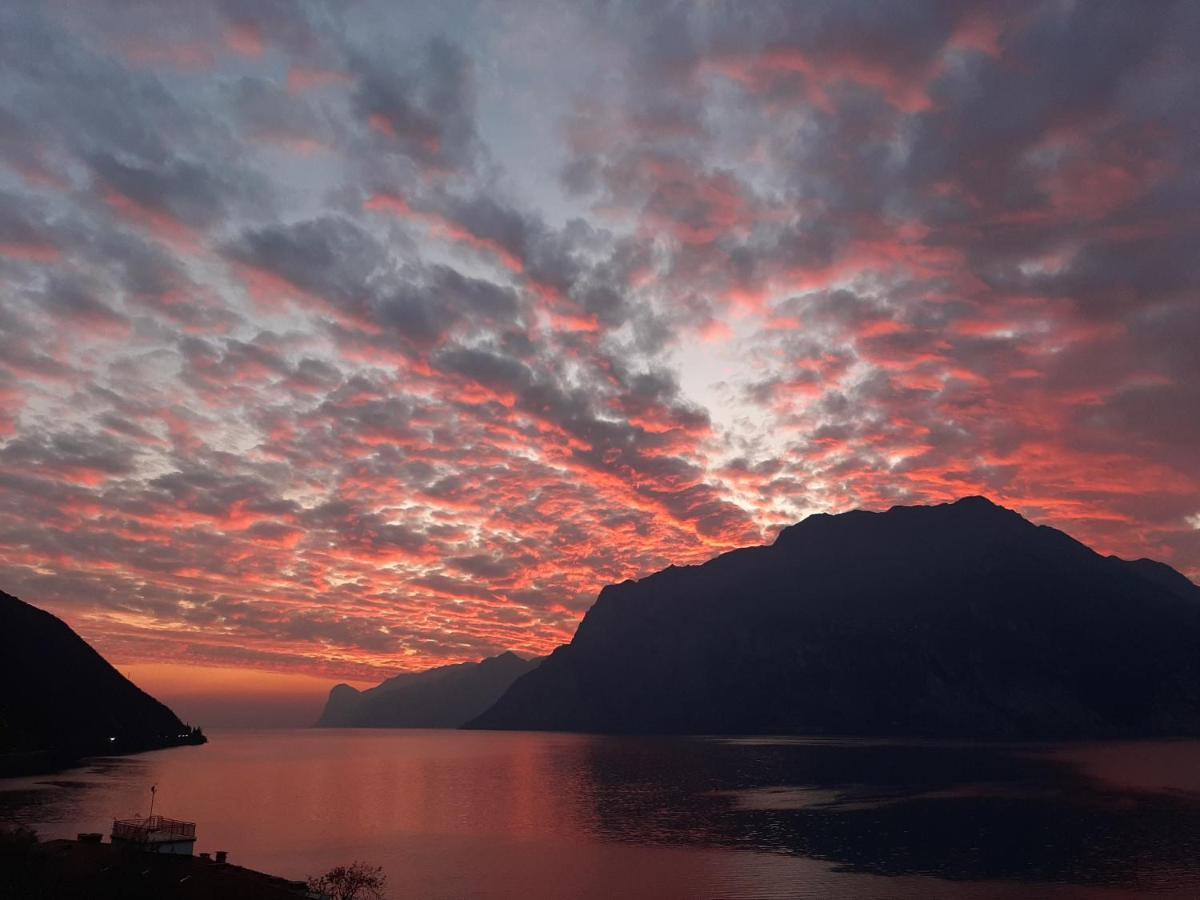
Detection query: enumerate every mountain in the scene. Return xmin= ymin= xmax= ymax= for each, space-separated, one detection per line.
xmin=316 ymin=651 xmax=542 ymax=728
xmin=0 ymin=590 xmax=204 ymax=775
xmin=469 ymin=497 xmax=1200 ymax=738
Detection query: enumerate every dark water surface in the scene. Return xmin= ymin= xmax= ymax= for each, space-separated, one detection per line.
xmin=2 ymin=730 xmax=1198 ymax=898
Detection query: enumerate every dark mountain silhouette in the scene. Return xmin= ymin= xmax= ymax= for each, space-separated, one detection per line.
xmin=0 ymin=590 xmax=204 ymax=775
xmin=316 ymin=651 xmax=542 ymax=728
xmin=470 ymin=497 xmax=1200 ymax=737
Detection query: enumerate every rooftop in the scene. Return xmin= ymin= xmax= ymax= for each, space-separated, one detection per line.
xmin=6 ymin=838 xmax=311 ymax=899
xmin=111 ymin=815 xmax=196 ymax=844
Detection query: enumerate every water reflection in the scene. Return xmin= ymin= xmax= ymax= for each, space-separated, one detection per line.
xmin=1 ymin=731 xmax=1198 ymax=899
xmin=567 ymin=737 xmax=1200 ymax=890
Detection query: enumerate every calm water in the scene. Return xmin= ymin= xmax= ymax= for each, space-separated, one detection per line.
xmin=2 ymin=731 xmax=1199 ymax=899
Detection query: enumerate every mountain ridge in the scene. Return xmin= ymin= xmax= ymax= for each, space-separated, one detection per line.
xmin=470 ymin=497 xmax=1200 ymax=737
xmin=317 ymin=650 xmax=542 ymax=728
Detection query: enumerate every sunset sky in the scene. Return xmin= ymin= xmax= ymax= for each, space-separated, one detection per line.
xmin=2 ymin=1 xmax=1198 ymax=725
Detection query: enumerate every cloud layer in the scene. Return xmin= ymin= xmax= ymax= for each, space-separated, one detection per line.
xmin=1 ymin=0 xmax=1197 ymax=683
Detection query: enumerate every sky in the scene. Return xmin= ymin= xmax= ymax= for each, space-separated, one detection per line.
xmin=1 ymin=0 xmax=1198 ymax=726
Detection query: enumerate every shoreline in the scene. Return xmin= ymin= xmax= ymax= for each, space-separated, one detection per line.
xmin=0 ymin=733 xmax=207 ymax=780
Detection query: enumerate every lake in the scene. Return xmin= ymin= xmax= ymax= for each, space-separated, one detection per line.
xmin=2 ymin=730 xmax=1199 ymax=898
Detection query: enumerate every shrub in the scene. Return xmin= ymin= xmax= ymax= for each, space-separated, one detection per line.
xmin=306 ymin=860 xmax=387 ymax=900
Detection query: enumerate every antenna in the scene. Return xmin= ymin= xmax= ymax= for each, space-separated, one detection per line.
xmin=149 ymin=784 xmax=157 ymax=819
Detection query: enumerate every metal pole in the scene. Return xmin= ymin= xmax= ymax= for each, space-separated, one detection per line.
xmin=149 ymin=784 xmax=156 ymax=819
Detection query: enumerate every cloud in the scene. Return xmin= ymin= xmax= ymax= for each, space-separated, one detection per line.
xmin=351 ymin=36 xmax=481 ymax=174
xmin=0 ymin=0 xmax=1197 ymax=692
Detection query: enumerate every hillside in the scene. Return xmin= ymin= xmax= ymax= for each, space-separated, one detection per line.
xmin=0 ymin=590 xmax=204 ymax=775
xmin=470 ymin=497 xmax=1200 ymax=737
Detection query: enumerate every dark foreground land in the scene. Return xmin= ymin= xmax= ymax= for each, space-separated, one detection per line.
xmin=0 ymin=833 xmax=308 ymax=900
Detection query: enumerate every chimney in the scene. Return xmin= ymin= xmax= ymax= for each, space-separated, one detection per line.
xmin=214 ymin=850 xmax=228 ymax=864
xmin=199 ymin=852 xmax=212 ymax=862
